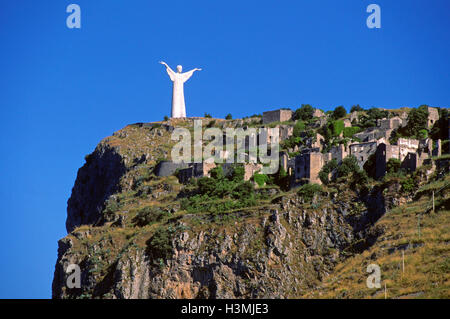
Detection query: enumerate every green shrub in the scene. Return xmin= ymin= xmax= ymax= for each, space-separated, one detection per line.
xmin=297 ymin=184 xmax=324 ymax=202
xmin=132 ymin=206 xmax=167 ymax=227
xmin=386 ymin=158 xmax=401 ymax=174
xmin=180 ymin=164 xmax=264 ymax=214
xmin=293 ymin=120 xmax=305 ymax=137
xmin=353 ymin=169 xmax=369 ymax=188
xmin=230 ymin=164 xmax=245 ymax=182
xmin=418 ymin=129 xmax=428 ymax=139
xmin=232 ymin=181 xmax=254 ymax=198
xmin=103 ymin=198 xmax=121 ymax=216
xmin=148 ymin=226 xmax=173 ymax=260
xmin=400 ymin=176 xmax=416 ymax=194
xmin=359 ymin=108 xmax=389 ymax=129
xmin=281 ymin=136 xmax=302 ymax=150
xmin=209 ymin=166 xmax=224 ymax=180
xmin=343 ymin=126 xmax=361 ymax=138
xmin=331 ymin=120 xmax=345 ymax=136
xmin=225 ymin=113 xmax=232 ymax=120
xmin=350 ymin=105 xmax=364 ymax=112
xmin=337 ymin=156 xmax=360 ymax=178
xmin=319 ymin=159 xmax=338 ymax=184
xmin=403 ymin=105 xmax=429 ymax=137
xmin=253 ymin=173 xmax=269 ymax=187
xmin=293 ymin=104 xmax=314 ymax=121
xmin=332 ymin=106 xmax=347 ymax=119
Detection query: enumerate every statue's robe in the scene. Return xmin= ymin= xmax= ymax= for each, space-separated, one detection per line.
xmin=166 ymin=68 xmax=196 ymax=118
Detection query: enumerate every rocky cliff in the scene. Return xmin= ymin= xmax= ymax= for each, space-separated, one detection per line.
xmin=52 ymin=118 xmax=449 ymax=299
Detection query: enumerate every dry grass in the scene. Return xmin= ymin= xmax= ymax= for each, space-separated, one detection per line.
xmin=303 ymin=176 xmax=450 ymax=299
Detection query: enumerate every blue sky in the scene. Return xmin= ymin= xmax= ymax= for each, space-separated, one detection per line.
xmin=0 ymin=0 xmax=449 ymax=298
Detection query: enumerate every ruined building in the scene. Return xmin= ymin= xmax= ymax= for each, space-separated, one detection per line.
xmin=262 ymin=108 xmax=293 ymax=124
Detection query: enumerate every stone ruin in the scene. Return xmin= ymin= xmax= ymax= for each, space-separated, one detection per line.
xmin=155 ymin=107 xmax=445 ymax=187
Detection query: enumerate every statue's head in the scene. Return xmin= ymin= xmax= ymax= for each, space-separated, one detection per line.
xmin=176 ymin=65 xmax=182 ymax=73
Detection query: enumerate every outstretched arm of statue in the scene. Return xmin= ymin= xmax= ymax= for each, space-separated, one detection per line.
xmin=159 ymin=61 xmax=176 ymax=80
xmin=182 ymin=68 xmax=202 ymax=82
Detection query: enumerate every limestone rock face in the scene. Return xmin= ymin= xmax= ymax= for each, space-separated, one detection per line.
xmin=66 ymin=143 xmax=126 ymax=233
xmin=54 ymin=204 xmax=360 ymax=299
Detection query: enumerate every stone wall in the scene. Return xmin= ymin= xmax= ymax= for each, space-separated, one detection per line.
xmin=154 ymin=161 xmax=188 ymax=177
xmin=313 ymin=109 xmax=325 ymax=118
xmin=262 ymin=109 xmax=293 ymax=124
xmin=427 ymin=107 xmax=439 ymax=129
xmin=178 ymin=162 xmax=217 ymax=184
xmin=350 ymin=111 xmax=359 ymax=123
xmin=377 ymin=116 xmax=403 ymax=130
xmin=278 ymin=125 xmax=294 ymax=141
xmin=375 ymin=143 xmax=388 ymax=179
xmin=354 ymin=128 xmax=386 ymax=142
xmin=375 ymin=138 xmax=435 ymax=178
xmin=294 ymin=152 xmax=325 ymax=184
xmin=397 ymin=138 xmax=419 ymax=161
xmin=330 ymin=144 xmax=348 ymax=163
xmin=401 ymin=152 xmax=421 ymax=172
xmin=349 ymin=141 xmax=378 ymax=168
xmin=312 ymin=133 xmax=325 ymax=151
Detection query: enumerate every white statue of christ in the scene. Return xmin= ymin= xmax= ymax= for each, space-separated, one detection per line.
xmin=160 ymin=61 xmax=202 ymax=118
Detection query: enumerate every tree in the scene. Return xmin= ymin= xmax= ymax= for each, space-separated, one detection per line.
xmin=337 ymin=155 xmax=360 ymax=178
xmin=319 ymin=159 xmax=337 ymax=184
xmin=209 ymin=166 xmax=224 ymax=180
xmin=359 ymin=107 xmax=389 ymax=129
xmin=319 ymin=124 xmax=332 ymax=142
xmin=353 ymin=169 xmax=369 ymax=189
xmin=418 ymin=129 xmax=428 ymax=139
xmin=332 ymin=106 xmax=347 ymax=119
xmin=293 ymin=120 xmax=305 ymax=137
xmin=366 ymin=107 xmax=389 ymax=120
xmin=225 ymin=113 xmax=232 ymax=120
xmin=204 ymin=113 xmax=212 ymax=118
xmin=230 ymin=164 xmax=245 ymax=182
xmin=253 ymin=173 xmax=269 ymax=187
xmin=164 ymin=115 xmax=169 ymax=121
xmin=403 ymin=105 xmax=429 ymax=137
xmin=350 ymin=105 xmax=364 ymax=113
xmin=293 ymin=104 xmax=314 ymax=121
xmin=232 ymin=181 xmax=253 ymax=198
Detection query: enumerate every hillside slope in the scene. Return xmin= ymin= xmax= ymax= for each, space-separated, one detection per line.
xmin=304 ymin=175 xmax=450 ymax=299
